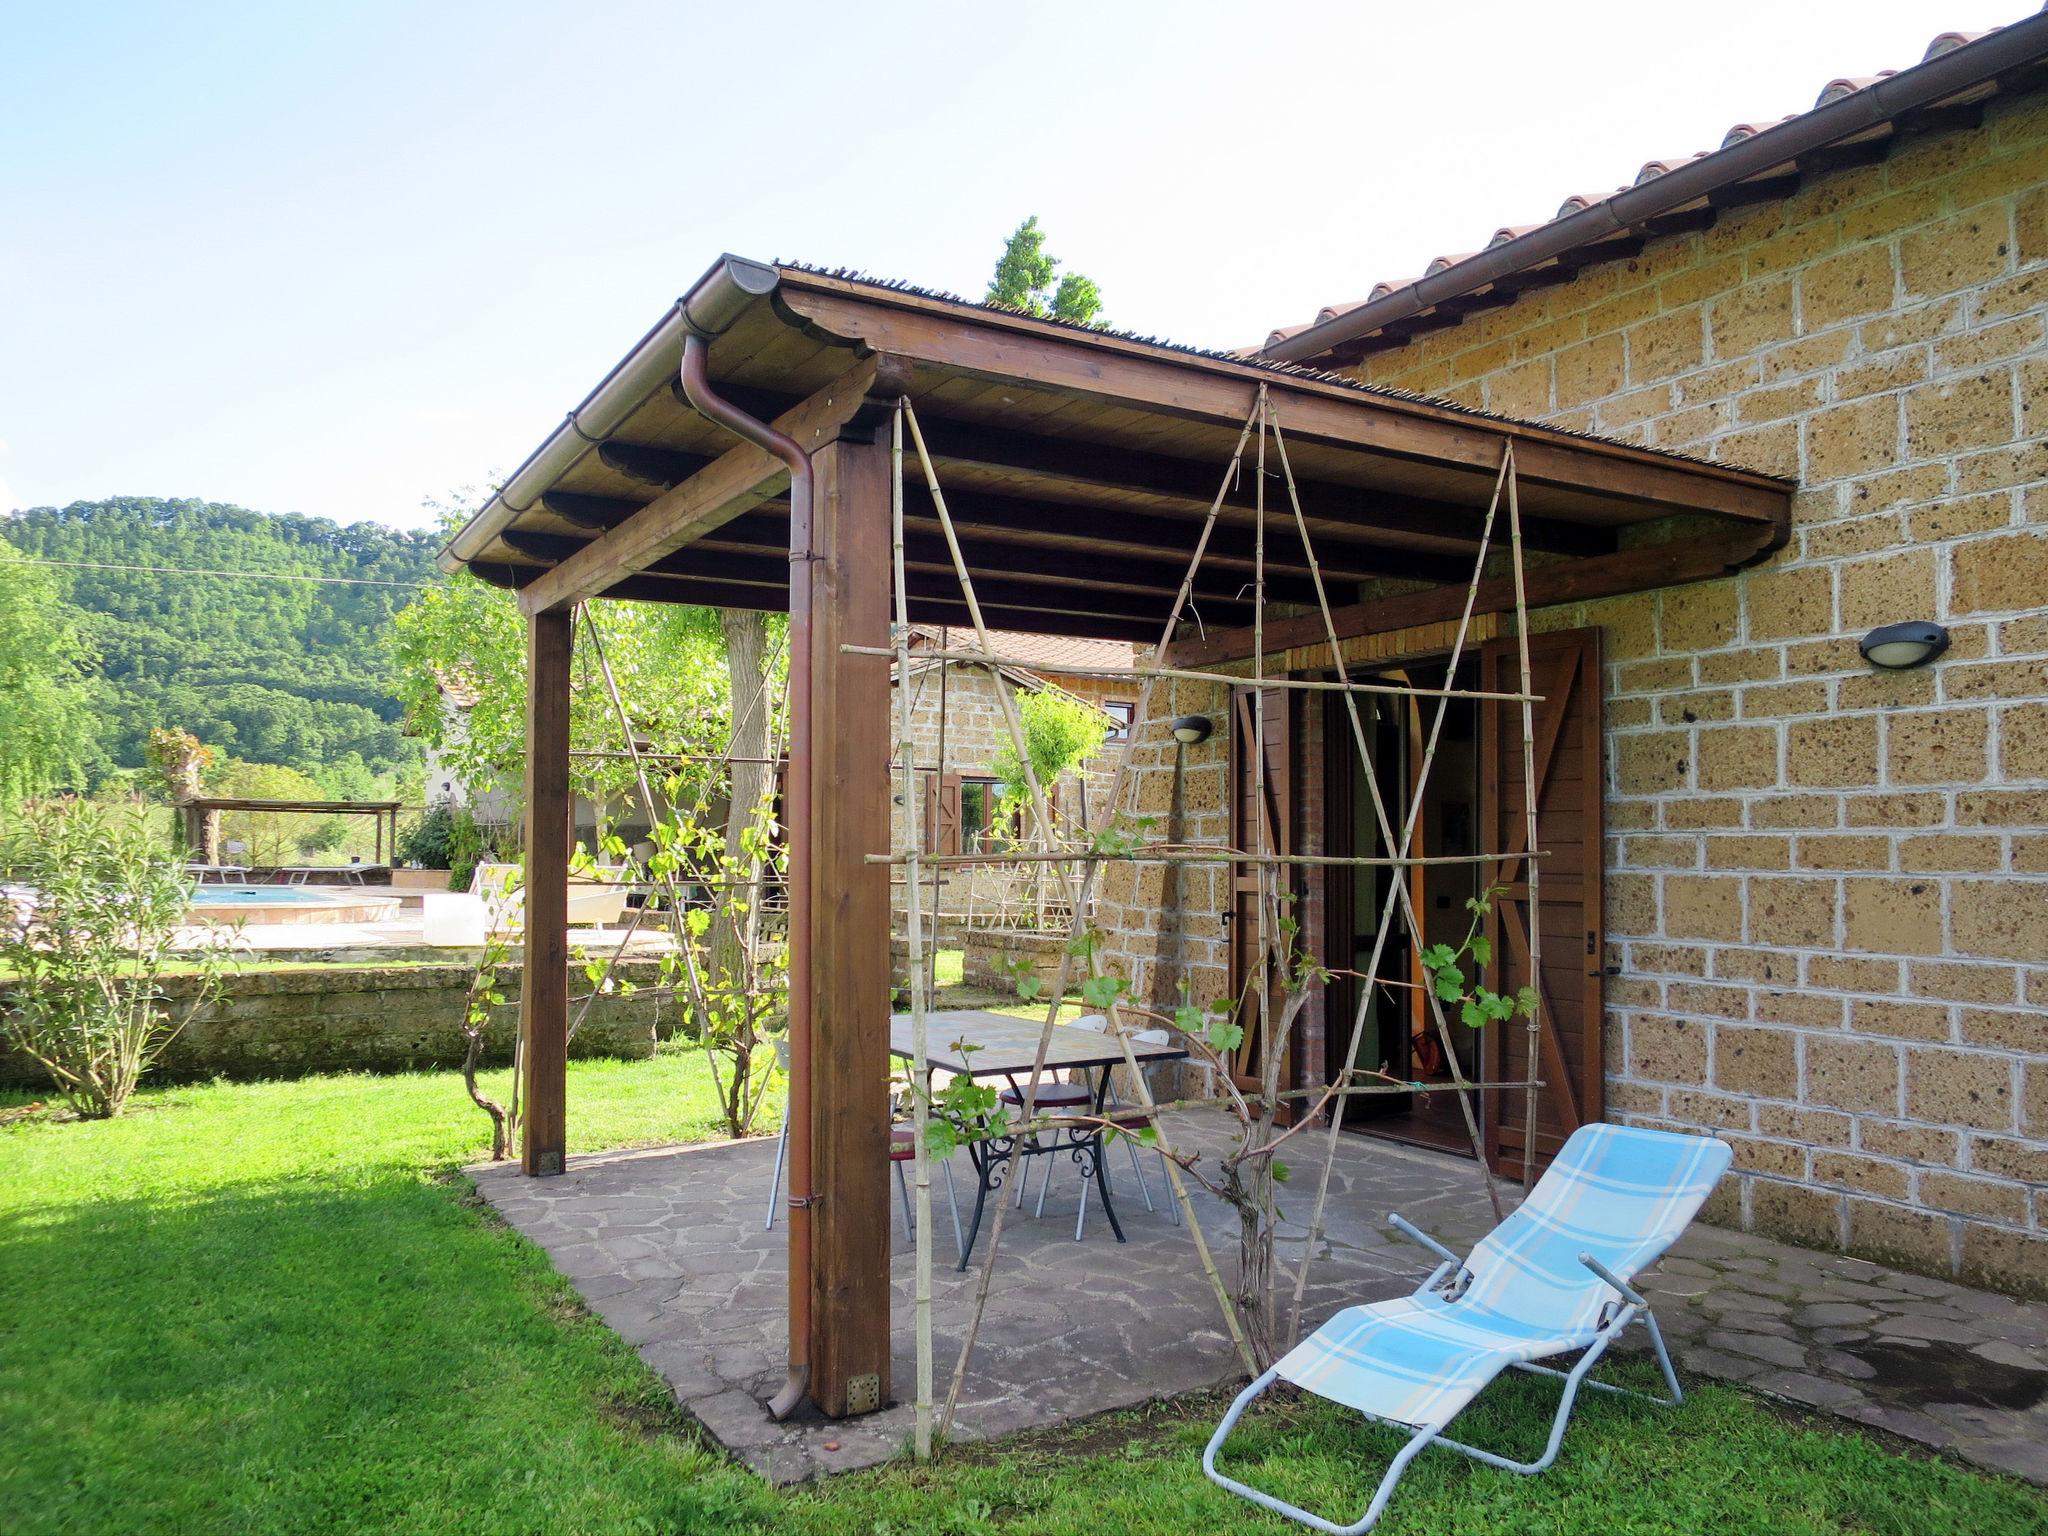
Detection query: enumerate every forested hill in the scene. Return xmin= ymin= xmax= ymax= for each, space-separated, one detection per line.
xmin=2 ymin=498 xmax=440 ymax=780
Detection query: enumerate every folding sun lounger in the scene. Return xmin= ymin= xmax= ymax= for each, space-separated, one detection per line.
xmin=1204 ymin=1123 xmax=1732 ymax=1535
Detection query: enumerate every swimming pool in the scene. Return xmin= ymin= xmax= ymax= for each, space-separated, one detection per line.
xmin=186 ymin=886 xmax=403 ymax=926
xmin=191 ymin=886 xmax=353 ymax=904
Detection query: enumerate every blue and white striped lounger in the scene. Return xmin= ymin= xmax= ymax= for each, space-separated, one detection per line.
xmin=1204 ymin=1123 xmax=1732 ymax=1535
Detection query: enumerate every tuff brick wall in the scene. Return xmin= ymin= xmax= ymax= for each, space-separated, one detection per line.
xmin=1346 ymin=89 xmax=2048 ymax=1294
xmin=1092 ymin=676 xmax=1233 ymax=1009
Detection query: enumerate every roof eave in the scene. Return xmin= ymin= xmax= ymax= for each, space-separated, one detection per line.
xmin=436 ymin=254 xmax=780 ymax=573
xmin=1261 ymin=13 xmax=2048 ymax=365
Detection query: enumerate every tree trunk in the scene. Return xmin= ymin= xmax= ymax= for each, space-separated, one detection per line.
xmin=712 ymin=609 xmax=773 ymax=1123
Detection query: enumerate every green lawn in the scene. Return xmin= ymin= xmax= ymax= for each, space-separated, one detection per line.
xmin=2 ymin=1051 xmax=2041 ymax=1535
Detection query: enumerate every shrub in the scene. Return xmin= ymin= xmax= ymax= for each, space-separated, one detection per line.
xmin=0 ymin=798 xmax=231 ymax=1118
xmin=398 ymin=803 xmax=458 ymax=868
xmin=396 ymin=803 xmax=488 ymax=890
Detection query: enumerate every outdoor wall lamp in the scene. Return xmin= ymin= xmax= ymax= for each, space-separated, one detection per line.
xmin=1171 ymin=715 xmax=1214 ymax=745
xmin=1859 ymin=621 xmax=1950 ymax=670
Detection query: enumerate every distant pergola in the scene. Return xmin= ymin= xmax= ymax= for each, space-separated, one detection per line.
xmin=181 ymin=797 xmax=403 ymax=865
xmin=439 ymin=257 xmax=1790 ymax=1420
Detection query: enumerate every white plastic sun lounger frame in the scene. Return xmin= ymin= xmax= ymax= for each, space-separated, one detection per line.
xmin=1203 ymin=1122 xmax=1728 ymax=1535
xmin=1203 ymin=1224 xmax=1683 ymax=1535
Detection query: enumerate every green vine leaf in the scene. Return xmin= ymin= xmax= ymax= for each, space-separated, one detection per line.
xmin=1079 ymin=973 xmax=1126 ymax=1009
xmin=1205 ymin=1017 xmax=1244 ymax=1054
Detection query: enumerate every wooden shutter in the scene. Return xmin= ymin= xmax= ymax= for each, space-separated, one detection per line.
xmin=1228 ymin=685 xmax=1294 ymax=1102
xmin=1480 ymin=627 xmax=1604 ymax=1179
xmin=921 ymin=771 xmax=962 ymax=856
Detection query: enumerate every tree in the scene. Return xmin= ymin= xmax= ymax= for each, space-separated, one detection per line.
xmin=204 ymin=758 xmax=328 ymax=865
xmin=0 ymin=545 xmax=99 ymax=806
xmin=1 ymin=497 xmax=437 ymax=785
xmin=986 ymin=216 xmax=1105 ymax=326
xmin=0 ymin=798 xmax=231 ymax=1118
xmin=388 ymin=504 xmax=739 ymax=818
xmin=989 ymin=687 xmax=1109 ymax=831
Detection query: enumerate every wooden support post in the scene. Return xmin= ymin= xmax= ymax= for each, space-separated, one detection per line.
xmin=521 ymin=608 xmax=573 ymax=1177
xmin=798 ymin=429 xmax=893 ymax=1416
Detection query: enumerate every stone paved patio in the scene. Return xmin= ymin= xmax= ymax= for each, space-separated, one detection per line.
xmin=471 ymin=1111 xmax=2048 ymax=1485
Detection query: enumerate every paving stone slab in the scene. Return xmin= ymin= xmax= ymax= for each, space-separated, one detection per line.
xmin=469 ymin=1111 xmax=2048 ymax=1486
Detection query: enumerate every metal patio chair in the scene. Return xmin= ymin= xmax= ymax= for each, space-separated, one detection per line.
xmin=889 ymin=1123 xmax=965 ymax=1263
xmin=1203 ymin=1123 xmax=1732 ymax=1535
xmin=764 ymin=1039 xmax=964 ymax=1262
xmin=1026 ymin=1016 xmax=1183 ymax=1236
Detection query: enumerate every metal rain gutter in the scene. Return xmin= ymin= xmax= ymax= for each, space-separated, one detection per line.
xmin=1261 ymin=13 xmax=2048 ymax=365
xmin=666 ymin=258 xmax=821 ymax=1424
xmin=435 ymin=254 xmax=781 ymax=572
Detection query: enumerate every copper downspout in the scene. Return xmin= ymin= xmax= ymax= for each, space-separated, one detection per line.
xmin=679 ymin=329 xmax=816 ymax=1422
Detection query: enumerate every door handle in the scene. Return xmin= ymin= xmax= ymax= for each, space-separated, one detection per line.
xmin=1587 ymin=964 xmax=1619 ymax=977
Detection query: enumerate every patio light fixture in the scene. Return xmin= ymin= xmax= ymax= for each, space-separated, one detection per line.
xmin=1171 ymin=715 xmax=1214 ymax=745
xmin=1858 ymin=621 xmax=1950 ymax=670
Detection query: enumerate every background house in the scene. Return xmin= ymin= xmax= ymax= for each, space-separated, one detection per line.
xmin=1099 ymin=21 xmax=2048 ymax=1295
xmin=893 ymin=625 xmax=1135 ymax=933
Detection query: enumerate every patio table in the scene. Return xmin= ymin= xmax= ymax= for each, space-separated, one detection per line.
xmin=889 ymin=1009 xmax=1186 ymax=1269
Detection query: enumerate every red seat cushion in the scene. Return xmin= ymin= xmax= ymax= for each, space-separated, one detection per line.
xmin=997 ymin=1081 xmax=1091 ymax=1107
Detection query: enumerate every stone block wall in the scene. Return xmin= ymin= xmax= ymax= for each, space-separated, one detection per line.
xmin=960 ymin=929 xmax=1071 ymax=992
xmin=1345 ymin=90 xmax=2048 ymax=1293
xmin=0 ymin=961 xmax=664 ymax=1088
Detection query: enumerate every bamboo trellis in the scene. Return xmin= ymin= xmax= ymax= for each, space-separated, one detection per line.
xmin=872 ymin=388 xmax=1555 ymax=1454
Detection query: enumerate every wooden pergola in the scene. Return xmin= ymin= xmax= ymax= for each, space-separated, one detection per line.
xmin=439 ymin=257 xmax=1791 ymax=1420
xmin=180 ymin=797 xmax=403 ymax=866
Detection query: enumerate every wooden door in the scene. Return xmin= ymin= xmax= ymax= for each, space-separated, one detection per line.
xmin=1228 ymin=685 xmax=1293 ymax=1102
xmin=1480 ymin=628 xmax=1604 ymax=1179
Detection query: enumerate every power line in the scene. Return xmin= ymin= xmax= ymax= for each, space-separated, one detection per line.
xmin=4 ymin=555 xmax=434 ymax=589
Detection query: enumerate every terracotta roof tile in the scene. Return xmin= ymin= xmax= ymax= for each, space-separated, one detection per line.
xmin=905 ymin=625 xmax=1135 ymax=673
xmin=1264 ymin=12 xmax=2043 ymax=354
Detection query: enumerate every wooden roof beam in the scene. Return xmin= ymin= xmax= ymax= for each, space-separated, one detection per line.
xmin=498 ymin=523 xmax=1325 ymax=609
xmin=590 ymin=568 xmax=1165 ymax=642
xmin=778 ymin=285 xmax=1789 ymax=525
xmin=597 ymin=442 xmax=712 ymax=488
xmin=651 ymin=395 xmax=1612 ymax=556
xmin=1167 ymin=521 xmax=1784 ymax=667
xmin=517 ymin=355 xmax=905 ymax=615
xmin=558 ymin=478 xmax=1423 ymax=589
xmin=908 ymin=485 xmax=1472 ymax=586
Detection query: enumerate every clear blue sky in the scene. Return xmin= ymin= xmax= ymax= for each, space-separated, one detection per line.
xmin=1 ymin=0 xmax=2026 ymax=531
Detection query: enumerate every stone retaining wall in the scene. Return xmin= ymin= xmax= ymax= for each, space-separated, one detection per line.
xmin=0 ymin=960 xmax=665 ymax=1087
xmin=961 ymin=929 xmax=1071 ymax=993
